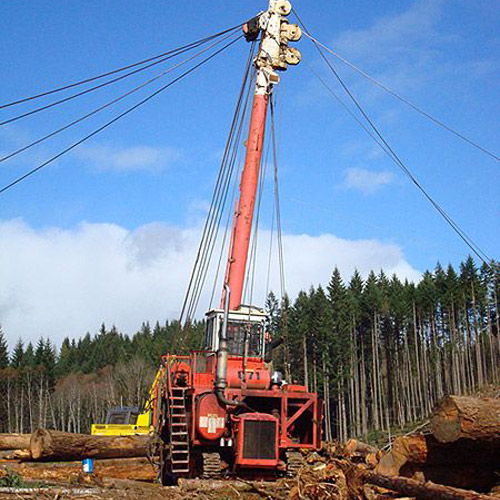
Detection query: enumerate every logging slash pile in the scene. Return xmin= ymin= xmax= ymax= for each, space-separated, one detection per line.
xmin=0 ymin=395 xmax=498 ymax=499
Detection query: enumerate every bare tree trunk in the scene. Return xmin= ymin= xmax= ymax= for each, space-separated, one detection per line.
xmin=360 ymin=341 xmax=368 ymax=436
xmin=322 ymin=356 xmax=332 ymax=442
xmin=302 ymin=333 xmax=309 ymax=391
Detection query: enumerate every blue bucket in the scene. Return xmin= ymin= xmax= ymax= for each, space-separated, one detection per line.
xmin=82 ymin=458 xmax=94 ymax=473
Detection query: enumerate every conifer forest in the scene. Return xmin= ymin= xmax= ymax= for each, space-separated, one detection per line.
xmin=0 ymin=256 xmax=498 ymax=441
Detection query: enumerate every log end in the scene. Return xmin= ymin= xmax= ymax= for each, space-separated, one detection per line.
xmin=30 ymin=429 xmax=52 ymax=460
xmin=431 ymin=395 xmax=461 ymax=443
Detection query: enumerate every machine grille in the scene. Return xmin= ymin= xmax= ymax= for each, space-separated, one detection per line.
xmin=242 ymin=420 xmax=276 ymax=460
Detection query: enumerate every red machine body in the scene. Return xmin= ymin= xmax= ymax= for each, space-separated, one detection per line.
xmin=153 ymin=350 xmax=321 ymax=479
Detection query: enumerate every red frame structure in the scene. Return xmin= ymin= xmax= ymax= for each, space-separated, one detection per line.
xmin=155 ymin=352 xmax=322 ymax=471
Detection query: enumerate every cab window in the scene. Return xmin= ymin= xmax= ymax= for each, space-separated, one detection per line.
xmin=226 ymin=321 xmax=262 ymax=357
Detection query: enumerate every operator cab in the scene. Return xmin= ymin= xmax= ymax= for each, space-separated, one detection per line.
xmin=104 ymin=406 xmax=140 ymax=425
xmin=205 ymin=305 xmax=268 ymax=358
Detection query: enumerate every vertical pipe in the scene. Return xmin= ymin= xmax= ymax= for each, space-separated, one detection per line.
xmin=216 ymin=284 xmax=231 ymax=393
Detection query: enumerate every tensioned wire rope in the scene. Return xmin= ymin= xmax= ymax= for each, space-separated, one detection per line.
xmin=181 ymin=42 xmax=256 ymax=324
xmin=0 ymin=23 xmax=244 ymax=111
xmin=244 ymin=88 xmax=287 ymax=309
xmin=208 ymin=65 xmax=256 ymax=311
xmin=300 ymin=31 xmax=500 ymax=165
xmin=293 ymin=9 xmax=492 ymax=266
xmin=0 ymin=35 xmax=242 ymax=196
xmin=0 ymin=30 xmax=241 ymax=165
xmin=270 ymin=94 xmax=287 ymax=301
xmin=179 ymin=40 xmax=257 ymax=325
xmin=243 ymin=105 xmax=271 ymax=308
xmin=186 ymin=48 xmax=256 ymax=322
xmin=265 ymin=84 xmax=286 ymax=302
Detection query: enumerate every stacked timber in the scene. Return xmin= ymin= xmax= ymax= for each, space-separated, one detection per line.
xmin=0 ymin=434 xmax=31 ymax=451
xmin=0 ymin=433 xmax=32 ymax=460
xmin=0 ymin=394 xmax=498 ymax=499
xmin=372 ymin=395 xmax=500 ymax=495
xmin=296 ymin=395 xmax=500 ymax=499
xmin=0 ymin=430 xmax=155 ymax=483
xmin=431 ymin=395 xmax=500 ymax=443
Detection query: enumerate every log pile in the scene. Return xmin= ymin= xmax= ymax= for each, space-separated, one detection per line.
xmin=0 ymin=394 xmax=497 ymax=500
xmin=0 ymin=430 xmax=157 ymax=486
xmin=289 ymin=394 xmax=500 ymax=499
xmin=372 ymin=396 xmax=500 ymax=493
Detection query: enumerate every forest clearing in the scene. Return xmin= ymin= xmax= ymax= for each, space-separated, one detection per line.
xmin=1 ymin=0 xmax=499 ymax=498
xmin=0 ymin=392 xmax=499 ymax=499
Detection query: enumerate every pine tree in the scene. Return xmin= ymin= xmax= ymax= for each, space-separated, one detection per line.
xmin=10 ymin=339 xmax=24 ymax=368
xmin=57 ymin=338 xmax=73 ymax=376
xmin=0 ymin=328 xmax=9 ymax=369
xmin=23 ymin=342 xmax=35 ymax=367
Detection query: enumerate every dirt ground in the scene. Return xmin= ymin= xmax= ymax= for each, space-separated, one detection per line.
xmin=0 ymin=477 xmax=292 ymax=500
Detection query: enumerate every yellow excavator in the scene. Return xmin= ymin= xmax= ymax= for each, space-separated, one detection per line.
xmin=91 ymin=370 xmax=161 ymax=436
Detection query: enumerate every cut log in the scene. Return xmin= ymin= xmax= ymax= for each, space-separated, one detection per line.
xmin=8 ymin=457 xmax=156 ymax=482
xmin=365 ymin=452 xmax=380 ymax=469
xmin=360 ymin=470 xmax=499 ymax=500
xmin=400 ymin=464 xmax=500 ymax=492
xmin=376 ymin=433 xmax=500 ymax=477
xmin=30 ymin=429 xmax=150 ymax=461
xmin=94 ymin=457 xmax=156 ymax=482
xmin=376 ymin=435 xmax=427 ymax=476
xmin=3 ymin=449 xmax=31 ymax=460
xmin=0 ymin=487 xmax=101 ymax=496
xmin=431 ymin=396 xmax=500 ymax=443
xmin=0 ymin=433 xmax=31 ymax=451
xmin=344 ymin=439 xmax=379 ymax=456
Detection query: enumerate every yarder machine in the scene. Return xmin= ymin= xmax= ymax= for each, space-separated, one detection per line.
xmin=151 ymin=0 xmax=322 ymax=483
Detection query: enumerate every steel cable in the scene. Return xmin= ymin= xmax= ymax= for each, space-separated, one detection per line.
xmin=183 ymin=50 xmax=253 ymax=322
xmin=0 ymin=31 xmax=239 ymax=164
xmin=244 ymin=115 xmax=270 ymax=307
xmin=0 ymin=27 xmax=242 ymax=127
xmin=294 ymin=10 xmax=491 ymax=265
xmin=187 ymin=44 xmax=256 ymax=320
xmin=179 ymin=41 xmax=256 ymax=324
xmin=0 ymin=23 xmax=244 ymax=110
xmin=301 ymin=31 xmax=500 ymax=164
xmin=270 ymin=95 xmax=286 ymax=299
xmin=208 ymin=66 xmax=256 ymax=310
xmin=0 ymin=36 xmax=242 ymax=196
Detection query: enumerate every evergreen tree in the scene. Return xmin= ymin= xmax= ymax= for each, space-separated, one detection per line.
xmin=10 ymin=339 xmax=24 ymax=368
xmin=57 ymin=338 xmax=73 ymax=376
xmin=0 ymin=328 xmax=9 ymax=369
xmin=23 ymin=342 xmax=35 ymax=367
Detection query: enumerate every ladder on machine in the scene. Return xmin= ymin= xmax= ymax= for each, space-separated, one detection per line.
xmin=167 ymin=384 xmax=190 ymax=474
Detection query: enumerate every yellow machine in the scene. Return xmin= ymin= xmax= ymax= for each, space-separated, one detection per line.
xmin=91 ymin=370 xmax=160 ymax=436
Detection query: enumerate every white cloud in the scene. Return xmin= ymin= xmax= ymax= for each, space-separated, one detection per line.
xmin=0 ymin=219 xmax=420 ymax=346
xmin=343 ymin=167 xmax=395 ymax=194
xmin=330 ymin=0 xmax=496 ymax=97
xmin=77 ymin=143 xmax=181 ymax=172
xmin=334 ymin=0 xmax=444 ymax=65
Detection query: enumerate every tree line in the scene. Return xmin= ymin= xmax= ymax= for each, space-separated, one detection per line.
xmin=0 ymin=321 xmax=204 ymax=434
xmin=0 ymin=256 xmax=498 ymax=440
xmin=268 ymin=256 xmax=500 ymax=442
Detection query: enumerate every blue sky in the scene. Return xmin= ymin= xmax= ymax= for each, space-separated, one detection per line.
xmin=1 ymin=1 xmax=499 ymax=344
